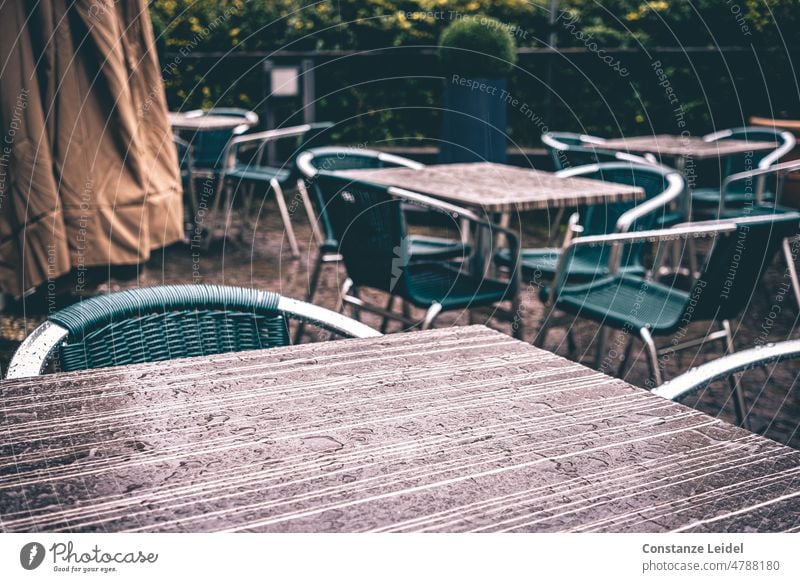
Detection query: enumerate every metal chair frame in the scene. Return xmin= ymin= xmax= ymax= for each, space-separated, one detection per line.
xmin=212 ymin=123 xmax=331 ymax=255
xmin=6 ymin=289 xmax=380 ymax=379
xmin=535 ymin=213 xmax=800 ymax=391
xmin=541 ymin=133 xmax=659 ymax=243
xmin=180 ymin=108 xmax=259 ymax=180
xmin=653 ymin=338 xmax=800 ymax=428
xmin=327 ymin=183 xmax=520 ymax=334
xmin=173 ymin=135 xmax=198 ymax=237
xmin=293 ymin=147 xmax=469 ymax=341
xmin=716 ymin=160 xmax=800 ymax=310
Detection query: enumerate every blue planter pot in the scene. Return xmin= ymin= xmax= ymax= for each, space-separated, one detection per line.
xmin=439 ymin=77 xmax=507 ymax=164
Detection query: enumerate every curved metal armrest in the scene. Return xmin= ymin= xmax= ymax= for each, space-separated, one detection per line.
xmin=378 ymin=152 xmax=424 ymax=170
xmin=277 ymin=297 xmax=381 ymax=339
xmin=223 ymin=124 xmax=317 ymax=168
xmin=722 ymin=159 xmax=800 ymax=195
xmin=760 ymin=131 xmax=796 ymax=167
xmin=703 ymin=128 xmax=734 ymax=142
xmin=615 ymin=172 xmax=685 ymax=233
xmin=5 ymin=321 xmax=69 ymax=379
xmin=653 ymin=339 xmax=800 ymax=402
xmin=546 ymin=220 xmax=741 ymax=306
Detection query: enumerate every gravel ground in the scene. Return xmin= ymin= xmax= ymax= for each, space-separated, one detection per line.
xmin=2 ymin=195 xmax=798 ymax=448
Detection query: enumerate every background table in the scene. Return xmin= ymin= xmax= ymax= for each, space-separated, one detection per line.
xmin=599 ymin=134 xmax=777 ymax=160
xmin=168 ymin=111 xmax=256 ymax=132
xmin=2 ymin=326 xmax=798 ymax=532
xmin=336 ymin=162 xmax=644 ymax=213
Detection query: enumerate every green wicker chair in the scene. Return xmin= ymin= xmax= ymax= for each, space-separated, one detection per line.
xmin=692 ymin=126 xmax=795 ymax=217
xmin=496 ymin=163 xmax=684 ymax=282
xmin=6 ymin=285 xmax=380 ymax=378
xmin=294 ymin=147 xmax=469 ymax=311
xmin=314 ymin=172 xmax=519 ymax=332
xmin=535 ymin=212 xmax=800 ymax=391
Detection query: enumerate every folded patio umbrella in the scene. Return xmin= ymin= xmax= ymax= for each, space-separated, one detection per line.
xmin=0 ymin=0 xmax=182 ymax=297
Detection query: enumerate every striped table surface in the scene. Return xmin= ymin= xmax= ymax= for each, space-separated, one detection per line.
xmin=1 ymin=326 xmax=798 ymax=533
xmin=167 ymin=112 xmax=254 ymax=131
xmin=335 ymin=162 xmax=644 ymax=213
xmin=599 ymin=135 xmax=777 ymax=159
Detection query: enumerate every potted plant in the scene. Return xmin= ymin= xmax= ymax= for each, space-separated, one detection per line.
xmin=438 ymin=15 xmax=517 ymax=164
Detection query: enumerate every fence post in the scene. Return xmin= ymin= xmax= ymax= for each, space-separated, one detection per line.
xmin=545 ymin=0 xmax=559 ymax=131
xmin=301 ymin=58 xmax=316 ymax=124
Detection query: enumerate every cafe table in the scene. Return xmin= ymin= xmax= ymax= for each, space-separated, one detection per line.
xmin=336 ymin=162 xmax=645 ymax=338
xmin=336 ymin=161 xmax=644 ymax=214
xmin=167 ymin=111 xmax=257 ymax=132
xmin=2 ymin=326 xmax=798 ymax=532
xmin=599 ymin=134 xmax=777 ymax=215
xmin=599 ymin=134 xmax=777 ymax=162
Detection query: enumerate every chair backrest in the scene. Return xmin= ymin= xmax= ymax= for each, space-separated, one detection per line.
xmin=705 ymin=126 xmax=796 ymax=179
xmin=559 ymin=163 xmax=682 ymax=271
xmin=559 ymin=163 xmax=679 ymax=235
xmin=314 ymin=172 xmax=409 ymax=294
xmin=542 ymin=132 xmax=653 ymax=170
xmin=297 ymin=147 xmax=422 ymax=244
xmin=188 ymin=108 xmax=258 ymax=169
xmin=543 ymin=132 xmax=593 ymax=169
xmin=6 ymin=285 xmax=379 ymax=376
xmin=688 ymin=212 xmax=800 ymax=321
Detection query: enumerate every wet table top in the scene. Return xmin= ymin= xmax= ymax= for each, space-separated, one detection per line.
xmin=335 ymin=162 xmax=644 ymax=213
xmin=2 ymin=326 xmax=799 ymax=533
xmin=599 ymin=134 xmax=777 ymax=159
xmin=168 ymin=112 xmax=255 ymax=132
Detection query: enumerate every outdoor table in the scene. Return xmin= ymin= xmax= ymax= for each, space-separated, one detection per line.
xmin=167 ymin=111 xmax=257 ymax=132
xmin=2 ymin=325 xmax=798 ymax=533
xmin=336 ymin=162 xmax=645 ymax=338
xmin=336 ymin=161 xmax=644 ymax=213
xmin=599 ymin=134 xmax=777 ymax=162
xmin=599 ymin=134 xmax=777 ymax=216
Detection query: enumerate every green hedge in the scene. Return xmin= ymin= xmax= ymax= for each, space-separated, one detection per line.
xmin=151 ymin=1 xmax=800 ymax=146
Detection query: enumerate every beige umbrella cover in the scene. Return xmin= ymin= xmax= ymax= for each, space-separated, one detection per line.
xmin=0 ymin=0 xmax=183 ymax=298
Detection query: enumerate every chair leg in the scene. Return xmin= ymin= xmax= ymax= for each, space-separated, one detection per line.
xmin=221 ymin=183 xmax=237 ymax=242
xmin=783 ymin=237 xmax=800 ymax=311
xmin=686 ymin=236 xmax=699 ymax=278
xmin=270 ymin=178 xmax=300 ymax=258
xmin=639 ymin=327 xmax=662 ymax=387
xmin=337 ymin=278 xmax=354 ymax=314
xmin=594 ymin=326 xmax=610 ymax=369
xmin=202 ymin=175 xmax=228 ymax=251
xmin=380 ymin=295 xmax=397 ymax=333
xmin=547 ymin=207 xmax=566 ymax=245
xmin=566 ymin=326 xmax=577 ymax=359
xmin=421 ymin=302 xmax=443 ymax=330
xmin=293 ymin=253 xmax=329 ymax=344
xmin=617 ymin=333 xmax=635 ymax=377
xmin=297 ymin=178 xmax=325 ymax=246
xmin=533 ymin=308 xmax=553 ymax=348
xmin=721 ymin=319 xmax=750 ymax=430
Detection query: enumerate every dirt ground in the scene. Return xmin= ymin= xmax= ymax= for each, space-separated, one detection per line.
xmin=2 ymin=195 xmax=798 ymax=449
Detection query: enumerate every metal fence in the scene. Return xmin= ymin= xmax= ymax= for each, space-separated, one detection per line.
xmin=163 ymin=45 xmax=800 ymax=147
